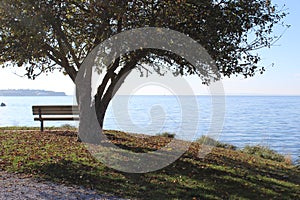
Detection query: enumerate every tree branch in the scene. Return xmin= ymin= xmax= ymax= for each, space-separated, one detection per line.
xmin=50 ymin=19 xmax=81 ymax=69
xmin=95 ymin=57 xmax=120 ymax=100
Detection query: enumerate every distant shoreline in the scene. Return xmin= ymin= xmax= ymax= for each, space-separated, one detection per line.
xmin=0 ymin=89 xmax=66 ymax=96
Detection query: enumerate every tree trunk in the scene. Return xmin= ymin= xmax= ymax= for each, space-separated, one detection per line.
xmin=77 ymin=50 xmax=145 ymax=143
xmin=94 ymin=95 xmax=107 ymax=129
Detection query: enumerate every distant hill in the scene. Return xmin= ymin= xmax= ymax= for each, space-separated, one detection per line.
xmin=0 ymin=89 xmax=66 ymax=96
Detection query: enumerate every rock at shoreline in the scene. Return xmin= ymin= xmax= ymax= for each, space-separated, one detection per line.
xmin=1 ymin=102 xmax=6 ymax=107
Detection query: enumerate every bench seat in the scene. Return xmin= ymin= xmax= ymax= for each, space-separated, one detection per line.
xmin=32 ymin=105 xmax=79 ymax=131
xmin=34 ymin=117 xmax=80 ymax=121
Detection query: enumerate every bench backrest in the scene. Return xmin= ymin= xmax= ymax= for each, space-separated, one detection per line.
xmin=32 ymin=105 xmax=79 ymax=115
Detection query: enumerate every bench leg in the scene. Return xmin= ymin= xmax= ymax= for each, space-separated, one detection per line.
xmin=41 ymin=120 xmax=44 ymax=132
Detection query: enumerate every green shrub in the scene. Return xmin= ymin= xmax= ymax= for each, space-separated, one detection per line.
xmin=242 ymin=145 xmax=285 ymax=162
xmin=156 ymin=132 xmax=176 ymax=138
xmin=195 ymin=136 xmax=237 ymax=150
xmin=60 ymin=124 xmax=76 ymax=129
xmin=296 ymin=156 xmax=300 ymax=168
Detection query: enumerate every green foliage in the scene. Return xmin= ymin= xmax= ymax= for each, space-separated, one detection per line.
xmin=156 ymin=132 xmax=176 ymax=138
xmin=0 ymin=0 xmax=288 ymax=80
xmin=60 ymin=124 xmax=76 ymax=129
xmin=195 ymin=136 xmax=237 ymax=150
xmin=296 ymin=156 xmax=300 ymax=168
xmin=242 ymin=145 xmax=285 ymax=162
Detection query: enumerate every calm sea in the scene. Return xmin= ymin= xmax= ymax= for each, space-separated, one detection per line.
xmin=0 ymin=95 xmax=299 ymax=161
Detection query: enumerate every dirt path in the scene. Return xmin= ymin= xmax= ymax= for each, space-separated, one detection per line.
xmin=0 ymin=171 xmax=125 ymax=200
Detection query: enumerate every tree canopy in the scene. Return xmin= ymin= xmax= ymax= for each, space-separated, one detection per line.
xmin=0 ymin=0 xmax=288 ymax=126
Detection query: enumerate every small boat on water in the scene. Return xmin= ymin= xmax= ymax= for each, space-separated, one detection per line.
xmin=1 ymin=102 xmax=6 ymax=107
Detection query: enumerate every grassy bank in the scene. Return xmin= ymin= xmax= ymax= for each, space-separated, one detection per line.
xmin=0 ymin=129 xmax=299 ymax=199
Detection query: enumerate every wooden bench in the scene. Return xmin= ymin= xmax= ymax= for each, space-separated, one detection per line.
xmin=32 ymin=105 xmax=79 ymax=131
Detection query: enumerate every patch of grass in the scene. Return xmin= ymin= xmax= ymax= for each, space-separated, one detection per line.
xmin=0 ymin=126 xmax=76 ymax=131
xmin=0 ymin=129 xmax=299 ymax=199
xmin=156 ymin=132 xmax=176 ymax=138
xmin=241 ymin=145 xmax=285 ymax=163
xmin=195 ymin=136 xmax=237 ymax=150
xmin=0 ymin=126 xmax=41 ymax=130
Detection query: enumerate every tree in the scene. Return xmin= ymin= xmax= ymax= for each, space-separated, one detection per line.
xmin=0 ymin=0 xmax=287 ymax=129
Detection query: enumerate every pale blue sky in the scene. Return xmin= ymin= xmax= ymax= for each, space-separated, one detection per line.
xmin=0 ymin=0 xmax=299 ymax=96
